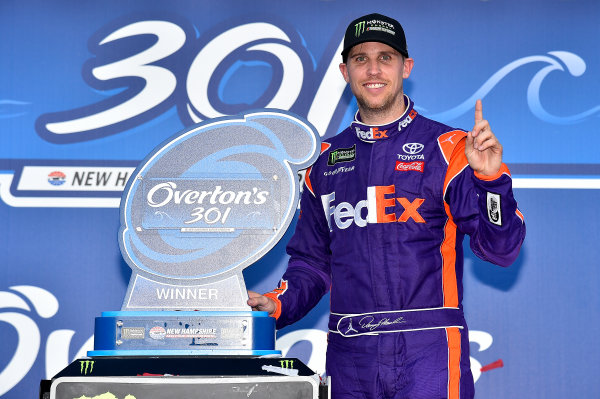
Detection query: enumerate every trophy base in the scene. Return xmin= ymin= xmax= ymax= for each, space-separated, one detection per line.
xmin=89 ymin=310 xmax=280 ymax=357
xmin=41 ymin=356 xmax=327 ymax=399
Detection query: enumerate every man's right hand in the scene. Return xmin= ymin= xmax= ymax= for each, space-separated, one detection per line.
xmin=247 ymin=290 xmax=277 ymax=315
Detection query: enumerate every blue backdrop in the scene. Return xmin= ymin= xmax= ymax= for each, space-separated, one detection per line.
xmin=1 ymin=1 xmax=599 ymax=397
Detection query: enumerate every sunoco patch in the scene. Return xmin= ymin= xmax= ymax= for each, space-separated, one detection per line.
xmin=328 ymin=144 xmax=356 ymax=166
xmin=486 ymin=192 xmax=502 ymax=226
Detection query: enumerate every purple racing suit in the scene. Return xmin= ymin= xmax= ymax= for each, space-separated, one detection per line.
xmin=265 ymin=96 xmax=525 ymax=399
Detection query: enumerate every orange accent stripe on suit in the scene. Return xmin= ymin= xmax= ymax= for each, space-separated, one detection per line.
xmin=304 ymin=166 xmax=315 ymax=196
xmin=438 ymin=130 xmax=467 ymax=164
xmin=304 ymin=142 xmax=331 ymax=197
xmin=441 ymin=138 xmax=468 ymax=308
xmin=441 ymin=202 xmax=459 ymax=308
xmin=446 ymin=327 xmax=462 ymax=399
xmin=516 ymin=208 xmax=524 ymax=222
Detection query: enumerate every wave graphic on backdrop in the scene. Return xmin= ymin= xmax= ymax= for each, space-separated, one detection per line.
xmin=0 ymin=286 xmax=93 ymax=396
xmin=422 ymin=51 xmax=600 ymax=124
xmin=0 ymin=100 xmax=30 ymax=119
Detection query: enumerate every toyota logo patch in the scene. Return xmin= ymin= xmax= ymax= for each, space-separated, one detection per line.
xmin=402 ymin=143 xmax=424 ymax=154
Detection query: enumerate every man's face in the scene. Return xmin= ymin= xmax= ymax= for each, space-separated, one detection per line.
xmin=340 ymin=42 xmax=414 ymax=121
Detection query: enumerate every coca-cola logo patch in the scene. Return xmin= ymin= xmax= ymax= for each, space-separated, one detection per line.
xmin=395 ymin=161 xmax=425 ymax=173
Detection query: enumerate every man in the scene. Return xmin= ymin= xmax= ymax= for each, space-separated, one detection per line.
xmin=248 ymin=12 xmax=525 ymax=399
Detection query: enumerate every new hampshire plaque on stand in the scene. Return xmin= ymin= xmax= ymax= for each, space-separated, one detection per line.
xmin=90 ymin=110 xmax=320 ymax=356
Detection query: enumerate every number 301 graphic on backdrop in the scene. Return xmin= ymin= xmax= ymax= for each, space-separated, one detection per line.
xmin=35 ymin=19 xmax=342 ymax=144
xmin=35 ymin=17 xmax=600 ymax=146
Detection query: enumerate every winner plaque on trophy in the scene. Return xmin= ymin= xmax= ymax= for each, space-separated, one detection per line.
xmin=89 ymin=110 xmax=321 ymax=356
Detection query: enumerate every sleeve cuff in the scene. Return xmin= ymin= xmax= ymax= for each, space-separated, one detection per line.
xmin=263 ymin=292 xmax=282 ymax=320
xmin=474 ymin=163 xmax=511 ymax=181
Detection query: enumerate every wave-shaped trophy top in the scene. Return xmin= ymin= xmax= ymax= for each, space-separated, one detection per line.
xmin=119 ymin=110 xmax=321 ymax=281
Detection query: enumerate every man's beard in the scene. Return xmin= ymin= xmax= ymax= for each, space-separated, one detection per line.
xmin=355 ymin=90 xmax=403 ymax=120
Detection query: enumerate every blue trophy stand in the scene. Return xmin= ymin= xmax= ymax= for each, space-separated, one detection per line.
xmin=89 ymin=310 xmax=279 ymax=356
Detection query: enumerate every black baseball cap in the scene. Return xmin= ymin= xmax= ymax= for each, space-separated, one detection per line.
xmin=341 ymin=13 xmax=409 ymax=62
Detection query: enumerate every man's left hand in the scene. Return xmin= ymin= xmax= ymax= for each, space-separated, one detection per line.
xmin=465 ymin=99 xmax=503 ymax=176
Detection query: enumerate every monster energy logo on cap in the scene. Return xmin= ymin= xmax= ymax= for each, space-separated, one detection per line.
xmin=355 ymin=20 xmax=366 ymax=37
xmin=342 ymin=13 xmax=409 ymax=60
xmin=354 ymin=19 xmax=395 ymax=37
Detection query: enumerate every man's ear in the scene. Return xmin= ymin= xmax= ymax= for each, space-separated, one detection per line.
xmin=339 ymin=63 xmax=350 ymax=83
xmin=403 ymin=57 xmax=414 ymax=79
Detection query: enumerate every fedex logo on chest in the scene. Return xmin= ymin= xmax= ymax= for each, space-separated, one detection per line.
xmin=321 ymin=185 xmax=425 ymax=231
xmin=354 ymin=126 xmax=388 ymax=140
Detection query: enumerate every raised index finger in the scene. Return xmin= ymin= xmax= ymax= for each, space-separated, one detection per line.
xmin=475 ymin=99 xmax=483 ymax=124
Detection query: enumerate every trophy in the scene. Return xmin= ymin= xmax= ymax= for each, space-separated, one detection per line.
xmin=89 ymin=110 xmax=321 ymax=356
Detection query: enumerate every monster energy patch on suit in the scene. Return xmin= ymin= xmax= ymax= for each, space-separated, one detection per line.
xmin=328 ymin=144 xmax=356 ymax=166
